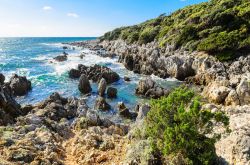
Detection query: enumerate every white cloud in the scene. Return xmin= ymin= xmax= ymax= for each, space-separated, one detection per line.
xmin=43 ymin=6 xmax=53 ymax=11
xmin=67 ymin=12 xmax=79 ymax=18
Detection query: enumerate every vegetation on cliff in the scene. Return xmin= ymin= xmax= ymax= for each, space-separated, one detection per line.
xmin=145 ymin=87 xmax=229 ymax=164
xmin=101 ymin=0 xmax=250 ymax=61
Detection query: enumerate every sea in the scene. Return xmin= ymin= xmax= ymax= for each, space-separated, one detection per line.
xmin=0 ymin=37 xmax=179 ymax=122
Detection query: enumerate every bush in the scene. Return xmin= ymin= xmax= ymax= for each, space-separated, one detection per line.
xmin=175 ymin=25 xmax=198 ymax=49
xmin=197 ymin=30 xmax=240 ymax=52
xmin=139 ymin=26 xmax=160 ymax=44
xmin=127 ymin=32 xmax=139 ymax=44
xmin=145 ymin=87 xmax=229 ymax=164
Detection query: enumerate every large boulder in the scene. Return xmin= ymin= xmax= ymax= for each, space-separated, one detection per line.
xmin=117 ymin=102 xmax=137 ymax=119
xmin=203 ymin=81 xmax=231 ymax=104
xmin=94 ymin=97 xmax=111 ymax=111
xmin=107 ymin=87 xmax=117 ymax=98
xmin=135 ymin=78 xmax=169 ymax=99
xmin=0 ymin=73 xmax=5 ymax=84
xmin=98 ymin=78 xmax=107 ymax=96
xmin=71 ymin=64 xmax=120 ymax=84
xmin=236 ymin=78 xmax=250 ymax=105
xmin=54 ymin=54 xmax=67 ymax=62
xmin=78 ymin=74 xmax=92 ymax=94
xmin=68 ymin=69 xmax=81 ymax=79
xmin=0 ymin=84 xmax=22 ymax=125
xmin=136 ymin=78 xmax=155 ymax=96
xmin=9 ymin=74 xmax=32 ymax=96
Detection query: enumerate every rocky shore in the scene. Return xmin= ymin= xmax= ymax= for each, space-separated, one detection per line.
xmin=0 ymin=38 xmax=249 ymax=164
xmin=69 ymin=39 xmax=250 ymax=165
xmin=0 ymin=73 xmax=132 ymax=164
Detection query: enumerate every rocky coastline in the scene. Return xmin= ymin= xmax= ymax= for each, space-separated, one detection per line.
xmin=70 ymin=39 xmax=250 ymax=164
xmin=0 ymin=38 xmax=249 ymax=164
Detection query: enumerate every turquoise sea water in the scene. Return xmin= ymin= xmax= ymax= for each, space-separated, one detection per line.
xmin=0 ymin=37 xmax=179 ymax=122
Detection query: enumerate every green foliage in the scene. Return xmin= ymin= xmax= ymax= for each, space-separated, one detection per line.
xmin=139 ymin=26 xmax=160 ymax=44
xmin=175 ymin=25 xmax=198 ymax=49
xmin=145 ymin=87 xmax=229 ymax=164
xmin=101 ymin=0 xmax=250 ymax=61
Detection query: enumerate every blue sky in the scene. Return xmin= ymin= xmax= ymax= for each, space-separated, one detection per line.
xmin=0 ymin=0 xmax=207 ymax=37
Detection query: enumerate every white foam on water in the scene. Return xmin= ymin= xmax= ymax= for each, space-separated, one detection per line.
xmin=31 ymin=55 xmax=51 ymax=61
xmin=150 ymin=74 xmax=178 ymax=82
xmin=17 ymin=68 xmax=30 ymax=77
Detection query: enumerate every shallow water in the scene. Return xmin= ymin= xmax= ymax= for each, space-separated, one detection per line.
xmin=0 ymin=37 xmax=180 ymax=122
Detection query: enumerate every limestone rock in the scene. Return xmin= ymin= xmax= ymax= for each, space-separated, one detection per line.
xmin=9 ymin=74 xmax=32 ymax=96
xmin=98 ymin=78 xmax=107 ymax=96
xmin=94 ymin=97 xmax=111 ymax=111
xmin=78 ymin=74 xmax=92 ymax=94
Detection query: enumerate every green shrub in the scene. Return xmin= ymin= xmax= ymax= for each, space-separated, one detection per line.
xmin=197 ymin=30 xmax=240 ymax=52
xmin=215 ymin=51 xmax=236 ymax=61
xmin=127 ymin=32 xmax=139 ymax=44
xmin=145 ymin=87 xmax=229 ymax=164
xmin=139 ymin=26 xmax=160 ymax=44
xmin=175 ymin=25 xmax=198 ymax=49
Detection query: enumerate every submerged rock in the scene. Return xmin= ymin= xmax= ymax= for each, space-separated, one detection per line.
xmin=9 ymin=74 xmax=32 ymax=96
xmin=124 ymin=76 xmax=131 ymax=82
xmin=68 ymin=68 xmax=81 ymax=79
xmin=107 ymin=87 xmax=117 ymax=98
xmin=78 ymin=74 xmax=92 ymax=94
xmin=98 ymin=78 xmax=107 ymax=96
xmin=54 ymin=54 xmax=67 ymax=62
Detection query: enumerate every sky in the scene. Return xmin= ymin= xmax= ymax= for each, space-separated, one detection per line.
xmin=0 ymin=0 xmax=208 ymax=37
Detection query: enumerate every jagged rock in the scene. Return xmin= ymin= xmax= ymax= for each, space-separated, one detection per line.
xmin=203 ymin=81 xmax=231 ymax=104
xmin=94 ymin=97 xmax=111 ymax=111
xmin=107 ymin=87 xmax=117 ymax=98
xmin=216 ymin=105 xmax=250 ymax=165
xmin=117 ymin=102 xmax=137 ymax=119
xmin=135 ymin=78 xmax=169 ymax=99
xmin=0 ymin=73 xmax=5 ymax=84
xmin=80 ymin=53 xmax=85 ymax=59
xmin=236 ymin=78 xmax=250 ymax=105
xmin=225 ymin=90 xmax=240 ymax=106
xmin=136 ymin=104 xmax=150 ymax=121
xmin=54 ymin=54 xmax=67 ymax=62
xmin=78 ymin=74 xmax=92 ymax=94
xmin=86 ymin=110 xmax=101 ymax=126
xmin=98 ymin=78 xmax=107 ymax=96
xmin=124 ymin=76 xmax=131 ymax=82
xmin=70 ymin=64 xmax=120 ymax=84
xmin=0 ymin=84 xmax=22 ymax=125
xmin=68 ymin=69 xmax=81 ymax=79
xmin=9 ymin=74 xmax=32 ymax=96
xmin=21 ymin=105 xmax=33 ymax=115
